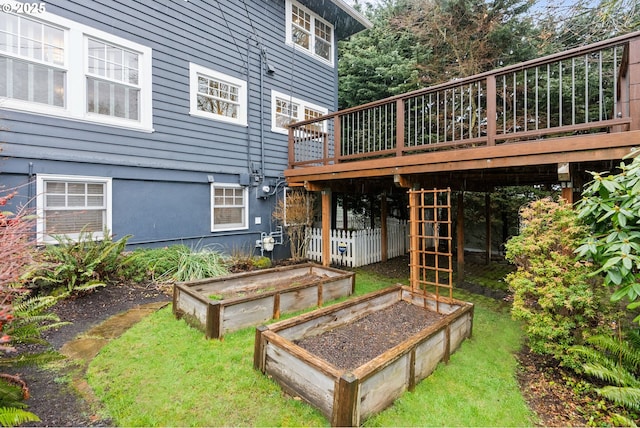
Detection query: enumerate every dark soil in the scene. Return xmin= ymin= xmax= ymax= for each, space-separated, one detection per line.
xmin=8 ymin=257 xmax=599 ymax=427
xmin=8 ymin=282 xmax=169 ymax=427
xmin=296 ymin=300 xmax=444 ymax=370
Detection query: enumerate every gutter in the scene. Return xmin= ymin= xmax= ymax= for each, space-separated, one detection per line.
xmin=330 ymin=0 xmax=373 ymax=30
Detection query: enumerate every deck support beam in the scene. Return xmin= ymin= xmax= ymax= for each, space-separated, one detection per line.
xmin=456 ymin=192 xmax=465 ymax=285
xmin=322 ymin=188 xmax=332 ymax=267
xmin=381 ymin=193 xmax=388 ymax=263
xmin=485 ymin=193 xmax=491 ymax=265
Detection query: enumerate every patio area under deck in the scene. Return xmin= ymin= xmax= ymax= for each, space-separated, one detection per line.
xmin=284 ymin=31 xmax=640 ymax=272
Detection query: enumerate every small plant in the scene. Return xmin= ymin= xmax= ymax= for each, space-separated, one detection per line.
xmin=505 ymin=198 xmax=612 ymax=367
xmin=570 ymin=329 xmax=640 ymax=425
xmin=0 ymin=186 xmax=62 ymax=425
xmin=154 ymin=245 xmax=229 ymax=282
xmin=272 ymin=189 xmax=315 ymax=260
xmin=26 ymin=228 xmax=134 ymax=295
xmin=251 ymin=256 xmax=272 ymax=269
xmin=208 ymin=294 xmax=223 ymax=301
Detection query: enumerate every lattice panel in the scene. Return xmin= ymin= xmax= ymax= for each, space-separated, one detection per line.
xmin=408 ymin=188 xmax=453 ymax=303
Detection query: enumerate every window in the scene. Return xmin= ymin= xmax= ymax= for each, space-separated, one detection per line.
xmin=271 ymin=90 xmax=328 ymax=134
xmin=0 ymin=8 xmax=152 ymax=131
xmin=286 ymin=0 xmax=334 ymax=65
xmin=211 ymin=183 xmax=248 ymax=231
xmin=189 ymin=63 xmax=247 ymax=126
xmin=0 ymin=13 xmax=65 ymax=107
xmin=36 ymin=174 xmax=112 ymax=244
xmin=86 ymin=39 xmax=140 ymax=121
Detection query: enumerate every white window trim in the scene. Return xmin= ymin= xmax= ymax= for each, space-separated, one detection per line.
xmin=35 ymin=173 xmax=113 ymax=244
xmin=189 ymin=63 xmax=248 ymax=127
xmin=210 ymin=182 xmax=249 ymax=232
xmin=285 ymin=0 xmax=334 ymax=66
xmin=0 ymin=4 xmax=153 ymax=132
xmin=271 ymin=90 xmax=328 ymax=134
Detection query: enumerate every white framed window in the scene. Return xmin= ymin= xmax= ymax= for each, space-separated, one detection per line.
xmin=189 ymin=63 xmax=247 ymax=126
xmin=36 ymin=174 xmax=112 ymax=244
xmin=285 ymin=0 xmax=334 ymax=65
xmin=211 ymin=183 xmax=248 ymax=232
xmin=271 ymin=90 xmax=328 ymax=134
xmin=0 ymin=6 xmax=153 ymax=132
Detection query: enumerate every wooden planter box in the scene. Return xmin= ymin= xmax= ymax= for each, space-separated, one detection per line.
xmin=253 ymin=286 xmax=474 ymax=426
xmin=172 ymin=263 xmax=355 ymax=339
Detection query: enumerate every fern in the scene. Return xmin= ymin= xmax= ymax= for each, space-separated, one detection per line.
xmin=0 ymin=350 xmax=62 ymax=368
xmin=582 ymin=362 xmax=639 ymax=388
xmin=0 ymin=407 xmax=40 ymax=427
xmin=586 ymin=334 xmax=640 ymax=372
xmin=572 ymin=330 xmax=640 ymax=417
xmin=597 ymin=386 xmax=640 ymax=411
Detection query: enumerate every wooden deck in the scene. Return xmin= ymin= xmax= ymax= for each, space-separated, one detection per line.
xmin=285 ymin=31 xmax=640 ymax=195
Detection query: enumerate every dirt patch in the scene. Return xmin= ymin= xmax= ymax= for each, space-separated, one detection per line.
xmin=7 ymin=282 xmax=169 ymax=427
xmin=296 ymin=300 xmax=445 ymax=370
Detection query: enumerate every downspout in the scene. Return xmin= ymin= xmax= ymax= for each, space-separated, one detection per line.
xmin=259 ymin=47 xmax=265 ymax=181
xmin=246 ymin=37 xmax=254 ymax=178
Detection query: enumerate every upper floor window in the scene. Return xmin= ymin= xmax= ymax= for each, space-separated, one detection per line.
xmin=0 ymin=13 xmax=65 ymax=107
xmin=36 ymin=174 xmax=112 ymax=244
xmin=0 ymin=7 xmax=152 ymax=132
xmin=271 ymin=90 xmax=327 ymax=134
xmin=86 ymin=39 xmax=140 ymax=121
xmin=286 ymin=0 xmax=334 ymax=65
xmin=189 ymin=63 xmax=247 ymax=126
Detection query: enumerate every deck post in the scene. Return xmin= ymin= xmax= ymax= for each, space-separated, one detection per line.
xmin=381 ymin=192 xmax=388 ymax=263
xmin=322 ymin=188 xmax=332 ymax=267
xmin=333 ymin=115 xmax=341 ymax=163
xmin=486 ymin=76 xmax=497 ymax=146
xmin=396 ymin=98 xmax=405 ymax=157
xmin=628 ymin=38 xmax=640 ymax=131
xmin=485 ymin=193 xmax=491 ymax=265
xmin=288 ymin=126 xmax=295 ymax=168
xmin=456 ymin=192 xmax=465 ymax=285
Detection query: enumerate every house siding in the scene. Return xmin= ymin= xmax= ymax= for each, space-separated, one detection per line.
xmin=0 ymin=0 xmax=350 ymax=254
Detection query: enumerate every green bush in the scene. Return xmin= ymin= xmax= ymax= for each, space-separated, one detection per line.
xmin=576 ymin=155 xmax=640 ymax=324
xmin=505 ymin=198 xmax=611 ymax=367
xmin=26 ymin=229 xmax=134 ymax=296
xmin=128 ymin=245 xmax=229 ymax=283
xmin=251 ymin=256 xmax=272 ymax=269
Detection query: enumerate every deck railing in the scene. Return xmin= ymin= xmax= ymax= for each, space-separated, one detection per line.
xmin=289 ymin=31 xmax=640 ymax=168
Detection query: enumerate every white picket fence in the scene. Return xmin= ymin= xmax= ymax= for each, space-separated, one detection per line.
xmin=306 ymin=220 xmax=409 ymax=267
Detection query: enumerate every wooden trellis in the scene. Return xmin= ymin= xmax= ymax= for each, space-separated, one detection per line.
xmin=408 ymin=188 xmax=453 ymax=307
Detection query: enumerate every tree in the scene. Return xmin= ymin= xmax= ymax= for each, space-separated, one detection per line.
xmin=338 ymin=0 xmax=423 ymax=108
xmin=391 ymin=0 xmax=539 ymax=85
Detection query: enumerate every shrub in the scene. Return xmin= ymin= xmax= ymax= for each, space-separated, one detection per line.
xmin=576 ymin=155 xmax=640 ymax=324
xmin=251 ymin=256 xmax=272 ymax=269
xmin=133 ymin=245 xmax=229 ymax=282
xmin=0 ymin=187 xmax=61 ymax=425
xmin=272 ymin=190 xmax=315 ymax=260
xmin=505 ymin=198 xmax=611 ymax=367
xmin=570 ymin=329 xmax=640 ymax=424
xmin=26 ymin=228 xmax=134 ymax=296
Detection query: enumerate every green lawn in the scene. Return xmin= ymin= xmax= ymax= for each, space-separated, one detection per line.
xmin=87 ymin=271 xmax=535 ymax=426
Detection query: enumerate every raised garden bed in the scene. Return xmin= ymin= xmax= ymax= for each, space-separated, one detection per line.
xmin=253 ymin=285 xmax=474 ymax=426
xmin=172 ymin=263 xmax=354 ymax=339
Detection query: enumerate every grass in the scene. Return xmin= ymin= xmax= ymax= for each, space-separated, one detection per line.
xmin=86 ymin=268 xmax=535 ymax=427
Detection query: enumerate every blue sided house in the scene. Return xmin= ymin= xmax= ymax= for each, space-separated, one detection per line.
xmin=0 ymin=0 xmax=371 ymax=258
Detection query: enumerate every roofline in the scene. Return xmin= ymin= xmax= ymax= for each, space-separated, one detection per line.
xmin=330 ymin=0 xmax=373 ymax=30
